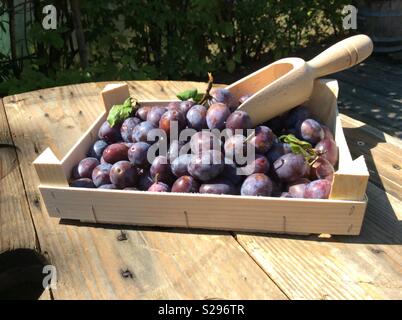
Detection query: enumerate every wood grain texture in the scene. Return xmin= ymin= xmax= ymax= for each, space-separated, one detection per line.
xmin=33 ymin=148 xmax=68 ymax=187
xmin=101 ymin=83 xmax=130 ymax=111
xmin=0 ymin=100 xmax=36 ymax=253
xmin=235 ymin=117 xmax=402 ymax=299
xmin=340 ymin=114 xmax=402 ymax=201
xmin=2 ymin=81 xmax=286 ymax=299
xmin=338 ymin=82 xmax=402 ymax=137
xmin=307 ymin=35 xmax=373 ymax=78
xmin=333 ymin=56 xmax=402 ymax=138
xmin=340 ymin=114 xmax=401 ymax=147
xmin=38 ymin=289 xmax=52 ymax=300
xmin=39 ymin=185 xmax=366 ymax=235
xmin=3 ymin=80 xmax=400 ymax=300
xmin=236 ymin=182 xmax=402 ymax=300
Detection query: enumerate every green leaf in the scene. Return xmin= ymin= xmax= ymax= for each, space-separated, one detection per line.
xmin=222 ymin=22 xmax=234 ymax=36
xmin=279 ymin=134 xmax=312 ymax=149
xmin=107 ymin=101 xmax=133 ymax=127
xmin=177 ymin=89 xmax=198 ymax=101
xmin=123 ymin=97 xmax=132 ymax=108
xmin=279 ymin=134 xmax=316 ymax=160
xmin=195 ymin=93 xmax=205 ymax=102
xmin=226 ymin=60 xmax=236 ymax=73
xmin=290 ymin=144 xmax=309 ymax=157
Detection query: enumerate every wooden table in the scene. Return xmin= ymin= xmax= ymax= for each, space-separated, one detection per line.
xmin=1 ymin=81 xmax=401 ymax=300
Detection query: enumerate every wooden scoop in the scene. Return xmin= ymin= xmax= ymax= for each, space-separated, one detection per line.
xmin=228 ymin=34 xmax=373 ymax=125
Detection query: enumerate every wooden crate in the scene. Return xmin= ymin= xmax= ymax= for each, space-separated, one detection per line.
xmin=33 ymin=80 xmax=369 ymax=235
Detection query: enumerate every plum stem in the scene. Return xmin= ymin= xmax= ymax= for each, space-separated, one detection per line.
xmin=308 ymin=149 xmax=328 ymax=166
xmin=199 ymin=72 xmax=214 ymax=106
xmin=244 ymin=131 xmax=255 ymax=144
xmin=129 ymin=97 xmax=140 ymax=113
xmin=309 ymin=156 xmax=319 ymax=166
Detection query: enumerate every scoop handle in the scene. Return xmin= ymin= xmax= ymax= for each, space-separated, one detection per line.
xmin=307 ymin=34 xmax=373 ymax=78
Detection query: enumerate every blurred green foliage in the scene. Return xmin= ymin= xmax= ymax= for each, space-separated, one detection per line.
xmin=0 ymin=0 xmax=349 ymax=96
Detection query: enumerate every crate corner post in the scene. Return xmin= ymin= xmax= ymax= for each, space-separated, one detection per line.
xmin=101 ymin=82 xmax=130 ymax=112
xmin=33 ymin=147 xmax=69 ymax=187
xmin=330 ymin=155 xmax=369 ymax=201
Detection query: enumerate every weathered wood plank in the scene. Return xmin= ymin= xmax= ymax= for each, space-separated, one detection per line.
xmin=331 ymin=55 xmax=402 ymax=139
xmin=2 ymin=82 xmax=286 ymax=299
xmin=338 ymin=80 xmax=402 ymax=120
xmin=337 ymin=82 xmax=402 ymax=138
xmin=364 ymin=57 xmax=402 ymax=79
xmin=235 ymin=114 xmax=402 ymax=299
xmin=340 ymin=114 xmax=402 ymax=201
xmin=338 ymin=100 xmax=401 ymax=139
xmin=340 ymin=114 xmax=401 ymax=148
xmin=38 ymin=289 xmax=52 ymax=300
xmin=0 ymin=99 xmax=37 ymax=253
xmin=335 ymin=61 xmax=402 ymax=104
xmin=236 ymin=182 xmax=402 ymax=300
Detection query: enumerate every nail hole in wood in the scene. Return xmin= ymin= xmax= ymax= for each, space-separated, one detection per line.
xmin=117 ymin=231 xmax=128 ymax=241
xmin=33 ymin=197 xmax=40 ymax=208
xmin=370 ymin=248 xmax=384 ymax=255
xmin=120 ymin=269 xmax=133 ymax=279
xmin=33 ymin=142 xmax=39 ymax=154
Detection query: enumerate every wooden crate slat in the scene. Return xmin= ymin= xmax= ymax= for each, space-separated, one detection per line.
xmin=39 ymin=186 xmax=366 ymax=235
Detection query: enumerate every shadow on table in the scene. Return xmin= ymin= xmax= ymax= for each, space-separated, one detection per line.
xmin=0 ymin=249 xmax=49 ymax=300
xmin=238 ymin=123 xmax=402 ymax=246
xmin=334 ymin=55 xmax=402 ymax=139
xmin=336 ymin=124 xmax=401 ymax=245
xmin=60 ymin=219 xmax=231 ymax=237
xmin=337 ymin=85 xmax=402 ymax=139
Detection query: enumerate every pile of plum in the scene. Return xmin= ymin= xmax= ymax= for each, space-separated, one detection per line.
xmin=70 ymin=88 xmax=338 ymax=199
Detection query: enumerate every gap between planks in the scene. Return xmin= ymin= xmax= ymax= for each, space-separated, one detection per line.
xmin=230 ymin=231 xmax=291 ymax=300
xmin=0 ymin=98 xmax=40 ymax=253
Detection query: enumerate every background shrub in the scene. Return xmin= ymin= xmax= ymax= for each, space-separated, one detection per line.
xmin=0 ymin=0 xmax=349 ymax=96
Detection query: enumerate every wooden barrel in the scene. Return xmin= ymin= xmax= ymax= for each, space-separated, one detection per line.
xmin=356 ymin=0 xmax=402 ymax=52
